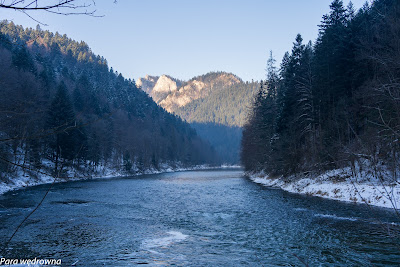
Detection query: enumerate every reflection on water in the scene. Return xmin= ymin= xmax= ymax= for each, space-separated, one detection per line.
xmin=0 ymin=169 xmax=399 ymax=266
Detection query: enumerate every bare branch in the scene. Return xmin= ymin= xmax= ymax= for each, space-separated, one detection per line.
xmin=0 ymin=0 xmax=104 ymax=24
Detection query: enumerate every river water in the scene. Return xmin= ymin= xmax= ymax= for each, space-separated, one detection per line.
xmin=0 ymin=169 xmax=399 ymax=266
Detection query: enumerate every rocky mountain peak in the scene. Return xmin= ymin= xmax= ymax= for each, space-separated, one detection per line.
xmin=153 ymin=75 xmax=179 ymax=93
xmin=136 ymin=75 xmax=159 ymax=94
xmin=137 ymin=72 xmax=243 ymax=113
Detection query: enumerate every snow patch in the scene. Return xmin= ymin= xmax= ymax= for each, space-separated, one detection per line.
xmin=249 ymin=168 xmax=400 ymax=209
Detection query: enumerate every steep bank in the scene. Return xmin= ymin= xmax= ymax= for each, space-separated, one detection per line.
xmin=0 ymin=162 xmax=223 ymax=195
xmin=248 ymin=168 xmax=400 ymax=209
xmin=241 ymin=1 xmax=400 ymax=210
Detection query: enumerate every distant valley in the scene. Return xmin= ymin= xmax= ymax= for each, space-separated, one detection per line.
xmin=137 ymin=72 xmax=259 ymax=164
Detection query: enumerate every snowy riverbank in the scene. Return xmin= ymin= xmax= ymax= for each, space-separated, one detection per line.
xmin=0 ymin=163 xmax=230 ymax=196
xmin=248 ymin=168 xmax=400 ymax=209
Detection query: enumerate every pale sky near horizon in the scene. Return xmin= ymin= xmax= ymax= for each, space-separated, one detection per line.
xmin=0 ymin=0 xmax=369 ymax=82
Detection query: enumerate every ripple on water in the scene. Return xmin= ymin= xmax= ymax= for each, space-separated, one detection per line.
xmin=0 ymin=170 xmax=399 ymax=266
xmin=294 ymin=208 xmax=308 ymax=212
xmin=50 ymin=199 xmax=91 ymax=205
xmin=141 ymin=231 xmax=188 ymax=251
xmin=314 ymin=213 xmax=359 ymax=222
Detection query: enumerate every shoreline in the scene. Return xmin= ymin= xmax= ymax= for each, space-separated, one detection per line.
xmin=0 ymin=164 xmax=240 ymax=196
xmin=247 ymin=168 xmax=400 ymax=209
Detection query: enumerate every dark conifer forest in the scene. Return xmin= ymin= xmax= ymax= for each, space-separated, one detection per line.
xmin=172 ymin=74 xmax=259 ymax=164
xmin=241 ymin=0 xmax=400 ymax=180
xmin=174 ymin=74 xmax=259 ymax=127
xmin=0 ymin=21 xmax=218 ymax=180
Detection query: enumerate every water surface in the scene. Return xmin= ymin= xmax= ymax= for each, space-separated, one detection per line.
xmin=0 ymin=169 xmax=399 ymax=266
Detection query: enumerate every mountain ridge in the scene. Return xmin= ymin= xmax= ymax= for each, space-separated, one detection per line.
xmin=137 ymin=71 xmax=246 ymax=115
xmin=137 ymin=71 xmax=259 ymax=164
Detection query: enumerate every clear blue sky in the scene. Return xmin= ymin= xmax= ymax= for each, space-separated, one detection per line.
xmin=0 ymin=0 xmax=368 ymax=82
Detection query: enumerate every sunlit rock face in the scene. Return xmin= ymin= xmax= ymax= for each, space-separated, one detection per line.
xmin=136 ymin=75 xmax=159 ymax=95
xmin=150 ymin=75 xmax=182 ymax=104
xmin=137 ymin=72 xmax=241 ymax=113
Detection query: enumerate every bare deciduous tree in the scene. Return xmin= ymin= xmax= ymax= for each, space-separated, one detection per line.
xmin=0 ymin=0 xmax=108 ymax=24
xmin=0 ymin=0 xmax=99 ymax=14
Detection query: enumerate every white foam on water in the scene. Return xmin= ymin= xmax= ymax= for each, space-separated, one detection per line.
xmin=294 ymin=208 xmax=308 ymax=212
xmin=142 ymin=231 xmax=188 ymax=250
xmin=314 ymin=213 xmax=358 ymax=222
xmin=368 ymin=220 xmax=400 ymax=227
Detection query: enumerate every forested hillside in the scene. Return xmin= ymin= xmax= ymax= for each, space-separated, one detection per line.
xmin=174 ymin=77 xmax=259 ymax=127
xmin=139 ymin=72 xmax=258 ymax=127
xmin=0 ymin=21 xmax=218 ymax=182
xmin=242 ymin=0 xmax=400 ymax=180
xmin=174 ymin=76 xmax=258 ymax=164
xmin=138 ymin=72 xmax=258 ymax=164
xmin=190 ymin=123 xmax=243 ymax=164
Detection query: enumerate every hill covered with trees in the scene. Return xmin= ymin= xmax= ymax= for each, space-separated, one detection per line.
xmin=0 ymin=21 xmax=219 ymax=183
xmin=242 ymin=0 xmax=400 ymax=182
xmin=139 ymin=72 xmax=258 ymax=127
xmin=174 ymin=75 xmax=259 ymax=127
xmin=138 ymin=72 xmax=258 ymax=164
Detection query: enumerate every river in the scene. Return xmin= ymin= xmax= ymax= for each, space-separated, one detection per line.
xmin=0 ymin=169 xmax=399 ymax=266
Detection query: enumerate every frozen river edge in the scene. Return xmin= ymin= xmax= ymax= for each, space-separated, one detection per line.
xmin=0 ymin=164 xmax=241 ymax=196
xmin=248 ymin=168 xmax=400 ymax=209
